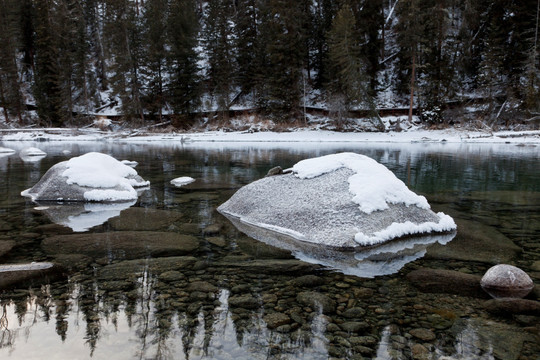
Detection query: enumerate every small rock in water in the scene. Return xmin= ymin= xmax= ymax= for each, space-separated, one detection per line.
xmin=265 ymin=166 xmax=283 ymax=177
xmin=480 ymin=264 xmax=534 ymax=299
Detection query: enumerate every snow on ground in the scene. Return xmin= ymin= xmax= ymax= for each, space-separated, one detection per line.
xmin=1 ymin=127 xmax=539 ymax=145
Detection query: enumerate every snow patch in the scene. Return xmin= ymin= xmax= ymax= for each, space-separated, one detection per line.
xmin=292 ymin=152 xmax=430 ymax=213
xmin=61 ymin=152 xmax=149 ymax=202
xmin=354 ymin=212 xmax=457 ymax=246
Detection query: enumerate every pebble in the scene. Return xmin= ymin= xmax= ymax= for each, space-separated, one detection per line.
xmin=409 ymin=328 xmax=436 ymax=342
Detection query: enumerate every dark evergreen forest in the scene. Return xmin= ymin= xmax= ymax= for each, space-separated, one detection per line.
xmin=0 ymin=0 xmax=538 ymax=129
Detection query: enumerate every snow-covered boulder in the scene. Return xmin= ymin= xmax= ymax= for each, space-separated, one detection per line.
xmin=21 ymin=152 xmax=149 ymax=202
xmin=218 ymin=152 xmax=456 ymax=249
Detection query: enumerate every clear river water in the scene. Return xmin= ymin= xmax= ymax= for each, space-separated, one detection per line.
xmin=0 ymin=140 xmax=538 ymax=360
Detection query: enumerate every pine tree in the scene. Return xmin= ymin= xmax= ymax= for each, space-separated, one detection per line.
xmin=477 ymin=3 xmax=507 ymax=118
xmin=0 ymin=0 xmax=24 ymax=123
xmin=84 ymin=0 xmax=108 ymax=93
xmin=104 ymin=0 xmax=145 ymax=123
xmin=143 ymin=0 xmax=169 ymax=120
xmin=235 ymin=0 xmax=259 ymax=93
xmin=33 ymin=0 xmax=65 ymax=126
xmin=311 ymin=0 xmax=338 ymax=87
xmin=353 ymin=0 xmax=383 ymax=94
xmin=326 ymin=3 xmax=381 ymax=129
xmin=19 ymin=0 xmax=35 ymax=73
xmin=167 ymin=0 xmax=201 ymax=120
xmin=417 ymin=0 xmax=454 ymax=124
xmin=259 ymin=0 xmax=309 ymax=119
xmin=205 ymin=0 xmax=237 ymax=118
xmin=396 ymin=0 xmax=424 ymax=123
xmin=523 ymin=0 xmax=540 ymax=112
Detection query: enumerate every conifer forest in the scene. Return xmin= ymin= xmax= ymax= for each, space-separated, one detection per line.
xmin=0 ymin=0 xmax=539 ymax=129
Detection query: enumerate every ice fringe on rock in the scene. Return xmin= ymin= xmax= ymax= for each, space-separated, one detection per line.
xmin=21 ymin=152 xmax=149 ymax=202
xmin=218 ymin=152 xmax=457 ymax=248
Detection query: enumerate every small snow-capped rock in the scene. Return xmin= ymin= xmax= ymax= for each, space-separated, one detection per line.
xmin=171 ymin=176 xmax=195 ymax=187
xmin=121 ymin=160 xmax=138 ymax=168
xmin=20 ymin=147 xmax=47 ymax=156
xmin=21 ymin=152 xmax=149 ymax=202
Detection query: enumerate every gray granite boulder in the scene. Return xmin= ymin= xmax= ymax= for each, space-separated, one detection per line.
xmin=218 ymin=153 xmax=456 ymax=249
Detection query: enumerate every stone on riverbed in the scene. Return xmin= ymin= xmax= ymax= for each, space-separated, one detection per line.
xmin=426 ymin=218 xmax=521 ymax=264
xmin=42 ymin=231 xmax=199 ymax=260
xmin=218 ymin=153 xmax=456 ymax=249
xmin=21 ymin=152 xmax=149 ymax=202
xmin=480 ymin=264 xmax=534 ymax=299
xmin=0 ymin=240 xmax=15 ymax=257
xmin=98 ymin=256 xmax=198 ymax=280
xmin=107 ymin=207 xmax=184 ymax=231
xmin=407 ymin=268 xmax=489 ymax=298
xmin=0 ymin=262 xmax=59 ymax=289
xmin=484 ymin=298 xmax=540 ymax=315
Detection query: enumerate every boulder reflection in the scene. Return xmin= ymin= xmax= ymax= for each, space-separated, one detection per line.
xmin=222 ymin=214 xmax=456 ymax=278
xmin=34 ymin=201 xmax=136 ymax=232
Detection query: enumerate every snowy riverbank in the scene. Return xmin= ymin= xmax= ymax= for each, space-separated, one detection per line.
xmin=1 ymin=127 xmax=539 ymax=145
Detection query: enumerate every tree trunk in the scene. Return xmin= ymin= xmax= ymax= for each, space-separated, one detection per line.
xmin=408 ymin=49 xmax=416 ymax=122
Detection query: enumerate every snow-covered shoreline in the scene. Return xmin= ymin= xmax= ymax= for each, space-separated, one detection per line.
xmin=0 ymin=127 xmax=539 ymax=144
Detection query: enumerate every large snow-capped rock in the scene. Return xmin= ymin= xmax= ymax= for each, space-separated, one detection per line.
xmin=21 ymin=152 xmax=149 ymax=202
xmin=218 ymin=152 xmax=456 ymax=248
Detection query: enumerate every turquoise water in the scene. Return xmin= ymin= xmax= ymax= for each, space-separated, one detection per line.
xmin=0 ymin=141 xmax=538 ymax=359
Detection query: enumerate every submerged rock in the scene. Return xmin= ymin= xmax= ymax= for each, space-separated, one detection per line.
xmin=407 ymin=268 xmax=489 ymax=298
xmin=480 ymin=264 xmax=534 ymax=299
xmin=0 ymin=240 xmax=15 ymax=257
xmin=426 ymin=218 xmax=521 ymax=264
xmin=0 ymin=262 xmax=59 ymax=289
xmin=107 ymin=207 xmax=184 ymax=231
xmin=484 ymin=298 xmax=540 ymax=315
xmin=448 ymin=318 xmax=534 ymax=360
xmin=218 ymin=153 xmax=455 ymax=249
xmin=21 ymin=152 xmax=149 ymax=202
xmin=42 ymin=231 xmax=199 ymax=260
